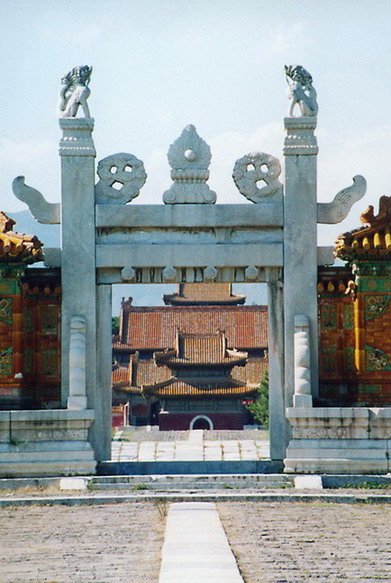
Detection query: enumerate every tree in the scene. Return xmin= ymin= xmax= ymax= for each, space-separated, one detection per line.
xmin=245 ymin=370 xmax=269 ymax=428
xmin=112 ymin=316 xmax=120 ymax=335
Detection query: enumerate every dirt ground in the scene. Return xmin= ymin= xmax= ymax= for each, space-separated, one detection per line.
xmin=0 ymin=502 xmax=166 ymax=583
xmin=219 ymin=502 xmax=391 ymax=583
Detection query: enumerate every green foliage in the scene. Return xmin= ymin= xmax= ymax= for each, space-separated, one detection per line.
xmin=245 ymin=370 xmax=269 ymax=428
xmin=112 ymin=316 xmax=120 ymax=335
xmin=132 ymin=483 xmax=148 ymax=490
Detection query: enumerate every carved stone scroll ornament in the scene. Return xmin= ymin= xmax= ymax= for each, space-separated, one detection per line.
xmin=232 ymin=152 xmax=283 ymax=202
xmin=95 ymin=153 xmax=147 ymax=205
xmin=68 ymin=315 xmax=87 ymax=410
xmin=293 ymin=314 xmax=313 ymax=407
xmin=163 ymin=125 xmax=216 ymax=204
xmin=285 ymin=64 xmax=318 ymax=118
xmin=317 ymin=175 xmax=367 ymax=224
xmin=59 ymin=65 xmax=92 ymax=119
xmin=12 ymin=176 xmax=61 ymax=224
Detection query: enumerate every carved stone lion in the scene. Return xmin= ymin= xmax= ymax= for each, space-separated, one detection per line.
xmin=59 ymin=65 xmax=92 ymax=118
xmin=285 ymin=65 xmax=318 ymax=118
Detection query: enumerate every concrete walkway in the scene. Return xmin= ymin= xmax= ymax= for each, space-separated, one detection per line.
xmin=112 ymin=429 xmax=270 ymax=462
xmin=159 ymin=502 xmax=244 ymax=583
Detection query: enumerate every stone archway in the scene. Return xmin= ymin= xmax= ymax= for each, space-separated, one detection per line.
xmin=13 ymin=65 xmax=366 ymax=469
xmin=190 ymin=415 xmax=214 ymax=430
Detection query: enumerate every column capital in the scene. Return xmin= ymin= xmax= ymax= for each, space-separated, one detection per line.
xmin=59 ymin=118 xmax=96 ymax=157
xmin=283 ymin=116 xmax=318 ymax=156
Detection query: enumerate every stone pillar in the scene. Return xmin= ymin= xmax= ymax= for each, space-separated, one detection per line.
xmin=283 ymin=117 xmax=319 ymax=407
xmin=59 ymin=119 xmax=97 ymax=438
xmin=266 ymin=268 xmax=287 ymax=460
xmin=95 ymin=284 xmax=112 ymax=460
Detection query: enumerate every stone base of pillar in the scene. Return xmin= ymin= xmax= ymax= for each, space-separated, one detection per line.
xmin=0 ymin=409 xmax=96 ymax=477
xmin=293 ymin=394 xmax=313 ymax=407
xmin=284 ymin=407 xmax=391 ymax=474
xmin=67 ymin=396 xmax=88 ymax=410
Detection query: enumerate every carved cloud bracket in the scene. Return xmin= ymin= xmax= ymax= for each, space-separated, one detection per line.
xmin=12 ymin=176 xmax=61 ymax=225
xmin=95 ymin=153 xmax=147 ymax=205
xmin=232 ymin=152 xmax=283 ymax=203
xmin=317 ymin=175 xmax=367 ymax=224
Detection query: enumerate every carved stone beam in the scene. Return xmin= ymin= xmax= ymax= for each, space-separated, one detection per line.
xmin=317 ymin=175 xmax=366 ymax=224
xmin=12 ymin=176 xmax=61 ymax=224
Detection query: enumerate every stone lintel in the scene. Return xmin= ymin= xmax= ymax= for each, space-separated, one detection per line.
xmin=44 ymin=248 xmax=61 ymax=268
xmin=97 ymin=266 xmax=271 ymax=285
xmin=96 ymin=203 xmax=284 ymax=229
xmin=96 ymin=243 xmax=283 ymax=269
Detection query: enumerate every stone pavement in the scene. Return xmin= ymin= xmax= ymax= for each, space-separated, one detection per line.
xmin=111 ymin=429 xmax=270 ymax=462
xmin=159 ymin=502 xmax=243 ymax=583
xmin=1 ymin=500 xmax=391 ymax=583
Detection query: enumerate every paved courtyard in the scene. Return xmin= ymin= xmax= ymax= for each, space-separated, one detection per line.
xmin=1 ymin=501 xmax=390 ymax=583
xmin=219 ymin=501 xmax=391 ymax=583
xmin=111 ymin=429 xmax=270 ymax=462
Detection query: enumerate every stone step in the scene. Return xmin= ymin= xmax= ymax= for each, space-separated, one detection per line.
xmin=90 ymin=473 xmax=294 ymax=491
xmin=97 ymin=459 xmax=283 ymax=476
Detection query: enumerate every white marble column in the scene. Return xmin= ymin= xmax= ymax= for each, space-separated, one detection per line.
xmin=95 ymin=284 xmax=112 ymax=461
xmin=266 ymin=268 xmax=287 ymax=460
xmin=283 ymin=117 xmax=319 ymax=407
xmin=59 ymin=118 xmax=97 ymax=421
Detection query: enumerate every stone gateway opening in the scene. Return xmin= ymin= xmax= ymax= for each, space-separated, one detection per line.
xmin=190 ymin=416 xmax=214 ymax=430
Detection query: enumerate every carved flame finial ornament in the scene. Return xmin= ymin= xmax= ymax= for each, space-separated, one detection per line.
xmin=163 ymin=125 xmax=216 ymax=204
xmin=59 ymin=65 xmax=92 ymax=118
xmin=232 ymin=152 xmax=283 ymax=202
xmin=285 ymin=65 xmax=318 ymax=118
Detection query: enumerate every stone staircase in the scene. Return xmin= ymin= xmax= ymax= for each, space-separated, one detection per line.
xmin=89 ymin=473 xmax=295 ymax=491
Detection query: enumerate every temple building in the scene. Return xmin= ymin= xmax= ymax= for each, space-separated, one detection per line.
xmin=0 ymin=213 xmax=61 ymax=409
xmin=318 ymin=196 xmax=391 ymax=406
xmin=112 ymin=283 xmax=268 ymax=428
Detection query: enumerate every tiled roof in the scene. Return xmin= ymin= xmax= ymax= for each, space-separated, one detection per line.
xmin=335 ymin=196 xmax=391 ymax=261
xmin=163 ymin=283 xmax=246 ymax=305
xmin=0 ymin=212 xmax=43 ymax=264
xmin=232 ymin=357 xmax=268 ymax=384
xmin=131 ymin=357 xmax=171 ymax=386
xmin=317 ymin=267 xmax=356 ymax=295
xmin=112 ymin=365 xmax=129 ymax=386
xmin=154 ymin=331 xmax=248 ymax=367
xmin=142 ymin=377 xmax=258 ymax=398
xmin=120 ymin=305 xmax=268 ymax=349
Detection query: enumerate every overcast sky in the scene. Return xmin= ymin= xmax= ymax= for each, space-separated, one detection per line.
xmin=0 ymin=0 xmax=390 ymax=308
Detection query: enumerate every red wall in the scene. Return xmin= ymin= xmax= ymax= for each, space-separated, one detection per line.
xmin=158 ymin=412 xmax=243 ymax=430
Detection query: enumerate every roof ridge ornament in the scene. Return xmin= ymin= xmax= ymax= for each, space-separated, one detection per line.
xmin=163 ymin=125 xmax=216 ymax=204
